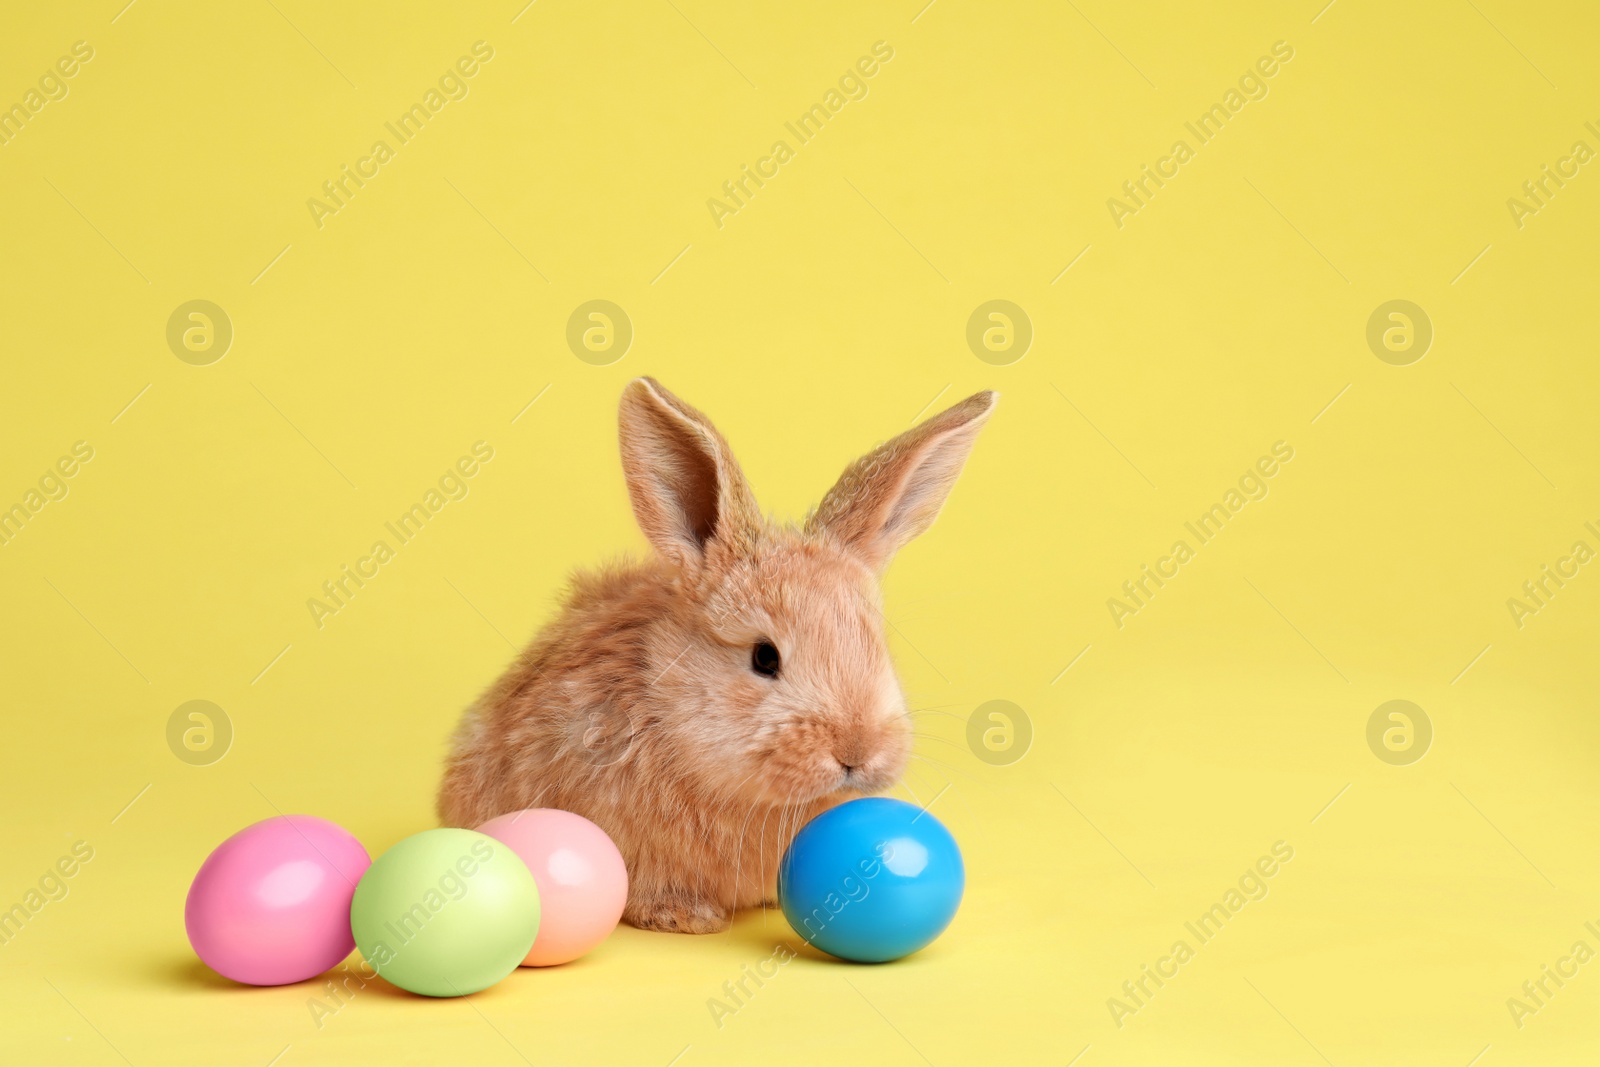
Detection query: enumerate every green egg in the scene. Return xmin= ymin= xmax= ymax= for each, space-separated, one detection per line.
xmin=351 ymin=828 xmax=539 ymax=997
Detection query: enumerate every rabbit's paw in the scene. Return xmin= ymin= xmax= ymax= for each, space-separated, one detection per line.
xmin=626 ymin=894 xmax=731 ymax=934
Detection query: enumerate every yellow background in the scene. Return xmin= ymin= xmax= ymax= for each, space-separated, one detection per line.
xmin=3 ymin=1 xmax=1598 ymax=1063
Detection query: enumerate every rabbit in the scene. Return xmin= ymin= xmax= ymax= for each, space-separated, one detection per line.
xmin=437 ymin=377 xmax=996 ymax=933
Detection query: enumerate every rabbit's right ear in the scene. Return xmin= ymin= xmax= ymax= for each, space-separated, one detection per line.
xmin=618 ymin=378 xmax=761 ymax=569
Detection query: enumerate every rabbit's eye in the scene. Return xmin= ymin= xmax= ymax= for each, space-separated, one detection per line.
xmin=751 ymin=640 xmax=781 ymax=678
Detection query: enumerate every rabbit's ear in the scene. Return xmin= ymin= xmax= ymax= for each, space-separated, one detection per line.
xmin=808 ymin=390 xmax=997 ymax=570
xmin=618 ymin=378 xmax=761 ymax=568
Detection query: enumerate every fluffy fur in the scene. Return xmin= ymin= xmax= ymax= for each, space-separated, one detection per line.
xmin=437 ymin=378 xmax=996 ymax=933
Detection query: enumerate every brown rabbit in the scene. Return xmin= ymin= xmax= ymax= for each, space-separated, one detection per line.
xmin=437 ymin=378 xmax=996 ymax=933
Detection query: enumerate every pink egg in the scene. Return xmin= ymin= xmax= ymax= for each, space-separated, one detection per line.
xmin=185 ymin=815 xmax=370 ymax=985
xmin=476 ymin=809 xmax=628 ymax=966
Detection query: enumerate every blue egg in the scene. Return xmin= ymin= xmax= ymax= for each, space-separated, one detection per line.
xmin=778 ymin=797 xmax=964 ymax=963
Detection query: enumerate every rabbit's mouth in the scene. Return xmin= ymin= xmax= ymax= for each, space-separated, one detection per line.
xmin=761 ymin=758 xmax=899 ymax=807
xmin=829 ymin=755 xmax=901 ymax=796
xmin=748 ymin=713 xmax=909 ymax=804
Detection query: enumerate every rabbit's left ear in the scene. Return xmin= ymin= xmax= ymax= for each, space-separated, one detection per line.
xmin=618 ymin=378 xmax=761 ymax=569
xmin=807 ymin=390 xmax=997 ymax=571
